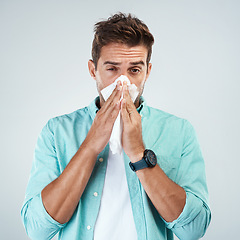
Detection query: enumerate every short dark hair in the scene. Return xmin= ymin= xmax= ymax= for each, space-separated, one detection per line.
xmin=92 ymin=13 xmax=154 ymax=69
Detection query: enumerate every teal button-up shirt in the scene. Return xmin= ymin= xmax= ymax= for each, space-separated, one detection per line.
xmin=21 ymin=96 xmax=211 ymax=240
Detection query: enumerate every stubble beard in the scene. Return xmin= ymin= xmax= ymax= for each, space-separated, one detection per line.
xmin=95 ymin=79 xmax=105 ymax=107
xmin=133 ymin=80 xmax=145 ymax=107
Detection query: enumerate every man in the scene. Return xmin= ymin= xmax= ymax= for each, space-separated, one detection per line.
xmin=21 ymin=13 xmax=211 ymax=240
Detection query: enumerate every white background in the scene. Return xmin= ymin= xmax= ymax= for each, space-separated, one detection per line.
xmin=1 ymin=0 xmax=239 ymax=239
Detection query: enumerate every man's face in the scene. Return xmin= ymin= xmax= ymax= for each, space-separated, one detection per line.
xmin=88 ymin=43 xmax=152 ymax=107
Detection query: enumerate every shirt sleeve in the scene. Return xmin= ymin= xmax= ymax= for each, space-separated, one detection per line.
xmin=163 ymin=120 xmax=211 ymax=240
xmin=21 ymin=118 xmax=67 ymax=240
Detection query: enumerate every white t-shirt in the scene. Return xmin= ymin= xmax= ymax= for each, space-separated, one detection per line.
xmin=93 ymin=149 xmax=138 ymax=240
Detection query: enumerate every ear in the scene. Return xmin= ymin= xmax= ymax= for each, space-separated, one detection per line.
xmin=146 ymin=62 xmax=152 ymax=81
xmin=88 ymin=59 xmax=96 ymax=80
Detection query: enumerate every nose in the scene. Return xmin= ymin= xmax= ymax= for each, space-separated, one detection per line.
xmin=118 ymin=71 xmax=132 ymax=84
xmin=116 ymin=75 xmax=132 ymax=86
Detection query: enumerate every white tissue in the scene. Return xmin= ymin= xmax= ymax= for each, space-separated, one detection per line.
xmin=100 ymin=75 xmax=139 ymax=154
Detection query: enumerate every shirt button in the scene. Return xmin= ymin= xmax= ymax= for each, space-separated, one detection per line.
xmin=87 ymin=225 xmax=91 ymax=230
xmin=99 ymin=158 xmax=103 ymax=162
xmin=93 ymin=192 xmax=98 ymax=197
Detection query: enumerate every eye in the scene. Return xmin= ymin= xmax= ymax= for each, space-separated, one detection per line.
xmin=107 ymin=67 xmax=117 ymax=71
xmin=130 ymin=68 xmax=140 ymax=73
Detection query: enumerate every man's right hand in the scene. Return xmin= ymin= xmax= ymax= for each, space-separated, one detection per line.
xmin=41 ymin=81 xmax=123 ymax=224
xmin=83 ymin=81 xmax=123 ymax=156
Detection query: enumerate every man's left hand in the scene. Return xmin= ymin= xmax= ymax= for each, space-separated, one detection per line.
xmin=120 ymin=81 xmax=145 ymax=163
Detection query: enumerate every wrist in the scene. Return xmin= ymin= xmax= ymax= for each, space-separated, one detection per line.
xmin=129 ymin=146 xmax=145 ymax=163
xmin=80 ymin=139 xmax=99 ymax=159
xmin=129 ymin=149 xmax=157 ymax=172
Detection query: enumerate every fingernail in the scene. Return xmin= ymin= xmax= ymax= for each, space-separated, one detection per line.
xmin=116 ymin=100 xmax=121 ymax=108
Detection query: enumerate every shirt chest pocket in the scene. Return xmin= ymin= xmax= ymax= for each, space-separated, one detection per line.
xmin=156 ymin=155 xmax=181 ymax=182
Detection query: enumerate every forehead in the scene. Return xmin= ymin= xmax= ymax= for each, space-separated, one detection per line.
xmin=99 ymin=43 xmax=148 ymax=63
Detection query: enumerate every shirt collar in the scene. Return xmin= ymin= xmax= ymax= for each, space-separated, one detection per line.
xmin=88 ymin=96 xmax=149 ymax=121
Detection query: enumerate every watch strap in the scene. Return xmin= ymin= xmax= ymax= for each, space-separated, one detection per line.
xmin=129 ymin=158 xmax=149 ymax=172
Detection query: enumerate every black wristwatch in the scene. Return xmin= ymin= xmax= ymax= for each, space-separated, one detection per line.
xmin=129 ymin=149 xmax=157 ymax=172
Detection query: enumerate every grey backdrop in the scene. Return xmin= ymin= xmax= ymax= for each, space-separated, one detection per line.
xmin=1 ymin=0 xmax=239 ymax=239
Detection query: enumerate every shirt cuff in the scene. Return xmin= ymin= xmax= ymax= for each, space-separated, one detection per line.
xmin=22 ymin=193 xmax=67 ymax=239
xmin=39 ymin=192 xmax=66 ymax=227
xmin=162 ymin=191 xmax=203 ymax=229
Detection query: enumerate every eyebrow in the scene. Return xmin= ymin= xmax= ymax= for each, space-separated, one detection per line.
xmin=130 ymin=61 xmax=145 ymax=66
xmin=103 ymin=61 xmax=120 ymax=65
xmin=103 ymin=60 xmax=145 ymax=66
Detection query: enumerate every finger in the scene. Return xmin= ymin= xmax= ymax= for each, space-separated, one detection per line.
xmin=104 ymin=83 xmax=122 ymax=114
xmin=98 ymin=82 xmax=122 ymax=124
xmin=104 ymin=95 xmax=121 ymax=120
xmin=121 ymin=98 xmax=131 ymax=125
xmin=101 ymin=81 xmax=122 ymax=112
xmin=95 ymin=97 xmax=121 ymax=131
xmin=122 ymin=84 xmax=138 ymax=119
xmin=122 ymin=82 xmax=132 ymax=102
xmin=104 ymin=81 xmax=121 ymax=104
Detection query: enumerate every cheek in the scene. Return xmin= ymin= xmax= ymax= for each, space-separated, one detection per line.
xmin=130 ymin=76 xmax=146 ymax=90
xmin=96 ymin=70 xmax=117 ymax=90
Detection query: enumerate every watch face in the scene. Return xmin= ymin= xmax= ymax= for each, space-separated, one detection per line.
xmin=145 ymin=150 xmax=157 ymax=167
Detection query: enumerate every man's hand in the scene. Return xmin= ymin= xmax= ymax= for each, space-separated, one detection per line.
xmin=83 ymin=81 xmax=122 ymax=156
xmin=41 ymin=82 xmax=122 ymax=224
xmin=120 ymin=81 xmax=145 ymax=162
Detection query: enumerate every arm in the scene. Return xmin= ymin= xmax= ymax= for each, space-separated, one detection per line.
xmin=135 ymin=161 xmax=186 ymax=222
xmin=121 ymin=83 xmax=211 ymax=239
xmin=121 ymin=83 xmax=185 ymax=222
xmin=133 ymin=152 xmax=210 ymax=240
xmin=167 ymin=120 xmax=211 ymax=239
xmin=21 ymin=83 xmax=123 ymax=239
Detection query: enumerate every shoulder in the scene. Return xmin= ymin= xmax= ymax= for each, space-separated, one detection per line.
xmin=44 ymin=106 xmax=90 ymax=132
xmin=145 ymin=105 xmax=196 ymax=137
xmin=147 ymin=106 xmax=189 ymax=125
